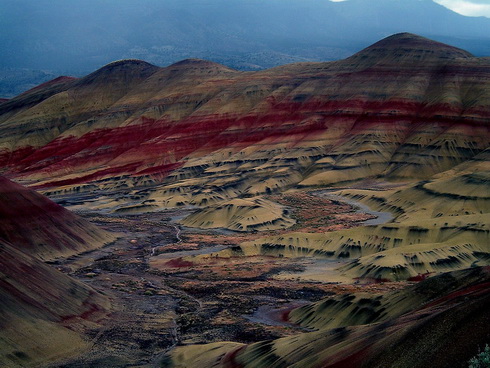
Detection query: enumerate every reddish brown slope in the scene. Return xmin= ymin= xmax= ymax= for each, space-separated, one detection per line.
xmin=0 ymin=176 xmax=114 ymax=260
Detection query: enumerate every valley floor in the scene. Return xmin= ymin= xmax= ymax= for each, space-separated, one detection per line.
xmin=47 ymin=190 xmax=407 ymax=367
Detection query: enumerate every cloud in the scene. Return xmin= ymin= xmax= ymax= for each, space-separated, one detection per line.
xmin=433 ymin=0 xmax=490 ymax=17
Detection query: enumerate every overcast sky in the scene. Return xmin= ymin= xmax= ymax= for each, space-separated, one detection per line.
xmin=433 ymin=0 xmax=490 ymax=17
xmin=330 ymin=0 xmax=490 ymax=18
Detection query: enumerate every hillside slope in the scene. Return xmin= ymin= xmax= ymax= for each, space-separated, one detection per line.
xmin=169 ymin=267 xmax=490 ymax=368
xmin=0 ymin=34 xmax=488 ymax=207
xmin=0 ymin=33 xmax=488 ymax=277
xmin=0 ymin=176 xmax=115 ymax=260
xmin=0 ymin=177 xmax=115 ymax=367
xmin=0 ymin=33 xmax=488 ymax=279
xmin=0 ymin=238 xmax=110 ymax=368
xmin=0 ymin=33 xmax=489 ymax=367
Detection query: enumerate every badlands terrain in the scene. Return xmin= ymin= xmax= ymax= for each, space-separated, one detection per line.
xmin=0 ymin=33 xmax=489 ymax=367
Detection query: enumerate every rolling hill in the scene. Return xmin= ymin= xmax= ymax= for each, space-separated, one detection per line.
xmin=0 ymin=33 xmax=488 ymax=281
xmin=0 ymin=176 xmax=115 ymax=260
xmin=0 ymin=33 xmax=488 ymax=194
xmin=0 ymin=176 xmax=114 ymax=367
xmin=169 ymin=267 xmax=490 ymax=368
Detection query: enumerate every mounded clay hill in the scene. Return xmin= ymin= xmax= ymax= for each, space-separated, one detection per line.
xmin=0 ymin=33 xmax=488 ymax=196
xmin=0 ymin=176 xmax=114 ymax=367
xmin=1 ymin=33 xmax=487 ymax=278
xmin=170 ymin=266 xmax=490 ymax=368
xmin=0 ymin=176 xmax=115 ymax=260
xmin=0 ymin=238 xmax=111 ymax=367
xmin=0 ymin=33 xmax=489 ymax=367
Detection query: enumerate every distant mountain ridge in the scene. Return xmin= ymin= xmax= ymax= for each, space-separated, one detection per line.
xmin=1 ymin=0 xmax=490 ymax=97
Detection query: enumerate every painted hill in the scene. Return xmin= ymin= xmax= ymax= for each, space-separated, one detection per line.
xmin=169 ymin=266 xmax=490 ymax=368
xmin=180 ymin=197 xmax=295 ymax=232
xmin=0 ymin=33 xmax=488 ymax=281
xmin=0 ymin=33 xmax=488 ymax=195
xmin=0 ymin=238 xmax=110 ymax=367
xmin=0 ymin=177 xmax=114 ymax=367
xmin=0 ymin=176 xmax=115 ymax=260
xmin=0 ymin=32 xmax=488 ymax=367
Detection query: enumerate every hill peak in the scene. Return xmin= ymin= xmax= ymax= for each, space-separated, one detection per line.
xmin=77 ymin=59 xmax=159 ymax=87
xmin=168 ymin=58 xmax=236 ymax=72
xmin=346 ymin=32 xmax=473 ymax=67
xmin=374 ymin=33 xmax=472 ymax=56
xmin=101 ymin=59 xmax=157 ymax=69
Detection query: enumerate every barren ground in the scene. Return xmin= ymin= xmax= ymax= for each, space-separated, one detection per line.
xmin=48 ymin=191 xmax=407 ymax=367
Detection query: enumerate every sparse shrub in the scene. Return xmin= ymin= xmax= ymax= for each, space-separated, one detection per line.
xmin=469 ymin=344 xmax=490 ymax=368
